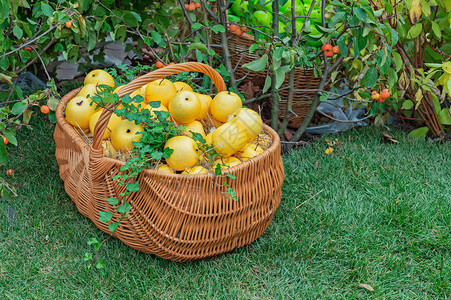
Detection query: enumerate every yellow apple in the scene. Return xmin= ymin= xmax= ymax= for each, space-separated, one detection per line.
xmin=89 ymin=109 xmax=122 ymax=139
xmin=102 ymin=140 xmax=118 ymax=157
xmin=194 ymin=92 xmax=212 ymax=121
xmin=210 ymin=91 xmax=242 ymax=122
xmin=168 ymin=91 xmax=201 ymax=124
xmin=229 ymin=108 xmax=263 ymax=142
xmin=164 ymin=136 xmax=199 ymax=171
xmin=212 ymin=122 xmax=248 ymax=157
xmin=205 ymin=131 xmax=213 ymax=145
xmin=65 ymin=96 xmax=98 ymax=130
xmin=145 ymin=79 xmax=177 ymax=107
xmin=173 ymin=81 xmax=193 ymax=92
xmin=143 ymin=102 xmax=170 ymax=122
xmin=84 ymin=69 xmax=115 ymax=87
xmin=235 ymin=142 xmax=264 ymax=161
xmin=181 ymin=165 xmax=209 ymax=175
xmin=157 ymin=164 xmax=175 ymax=174
xmin=213 ymin=157 xmax=241 ymax=170
xmin=182 ymin=121 xmax=206 ymax=138
xmin=76 ymin=84 xmax=100 ymax=101
xmin=110 ymin=119 xmax=144 ymax=152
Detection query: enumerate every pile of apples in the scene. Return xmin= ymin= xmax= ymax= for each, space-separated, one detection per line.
xmin=65 ymin=69 xmax=268 ymax=175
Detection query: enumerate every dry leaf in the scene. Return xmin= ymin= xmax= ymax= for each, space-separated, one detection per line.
xmin=382 ymin=131 xmax=399 ymax=143
xmin=410 ymin=0 xmax=422 ymax=24
xmin=358 ymin=283 xmax=375 ymax=292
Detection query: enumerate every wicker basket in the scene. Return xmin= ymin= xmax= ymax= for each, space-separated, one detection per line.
xmin=54 ymin=62 xmax=285 ymax=262
xmin=212 ymin=29 xmax=324 ymax=128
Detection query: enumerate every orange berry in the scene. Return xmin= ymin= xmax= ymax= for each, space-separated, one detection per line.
xmin=24 ymin=46 xmax=32 ymax=52
xmin=377 ymin=96 xmax=386 ymax=103
xmin=3 ymin=136 xmax=8 ymax=145
xmin=235 ymin=28 xmax=243 ymax=36
xmin=241 ymin=26 xmax=249 ymax=33
xmin=188 ymin=2 xmax=196 ymax=11
xmin=195 ymin=2 xmax=201 ymax=8
xmin=6 ymin=169 xmax=13 ymax=176
xmin=332 ymin=46 xmax=339 ymax=54
xmin=324 ymin=50 xmax=333 ymax=57
xmin=184 ymin=3 xmax=189 ymax=9
xmin=65 ymin=21 xmax=72 ymax=29
xmin=381 ymin=89 xmax=390 ymax=99
xmin=371 ymin=93 xmax=380 ymax=101
xmin=229 ymin=24 xmax=238 ymax=32
xmin=322 ymin=44 xmax=332 ymax=52
xmin=156 ymin=61 xmax=165 ymax=69
xmin=41 ymin=105 xmax=50 ymax=114
xmin=168 ymin=62 xmax=175 ymax=65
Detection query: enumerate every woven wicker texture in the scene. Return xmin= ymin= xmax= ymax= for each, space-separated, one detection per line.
xmin=54 ymin=62 xmax=285 ymax=262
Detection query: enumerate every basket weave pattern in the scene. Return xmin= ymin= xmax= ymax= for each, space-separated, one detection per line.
xmin=54 ymin=62 xmax=285 ymax=262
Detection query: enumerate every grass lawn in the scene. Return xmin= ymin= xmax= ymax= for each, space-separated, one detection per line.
xmin=0 ymin=114 xmax=450 ymax=299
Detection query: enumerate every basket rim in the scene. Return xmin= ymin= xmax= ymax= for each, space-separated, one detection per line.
xmin=56 ymin=87 xmax=281 ymax=178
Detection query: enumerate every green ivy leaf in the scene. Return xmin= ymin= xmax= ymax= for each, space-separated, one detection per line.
xmin=225 ymin=173 xmax=237 ymax=180
xmin=99 ymin=211 xmax=113 ymax=223
xmin=87 ymin=237 xmax=100 ymax=246
xmin=126 ymin=182 xmax=139 ymax=193
xmin=108 ymin=222 xmax=120 ymax=233
xmin=117 ymin=202 xmax=131 ymax=214
xmin=364 ymin=68 xmax=378 ymax=88
xmin=106 ymin=197 xmax=119 ymax=205
xmin=96 ymin=259 xmax=105 ymax=269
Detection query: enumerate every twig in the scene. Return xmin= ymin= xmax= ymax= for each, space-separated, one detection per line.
xmin=295 ymin=190 xmax=323 ymax=209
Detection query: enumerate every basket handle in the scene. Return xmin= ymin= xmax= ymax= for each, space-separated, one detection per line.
xmin=92 ymin=62 xmax=227 ymax=150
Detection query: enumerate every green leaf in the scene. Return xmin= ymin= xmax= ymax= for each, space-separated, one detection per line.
xmin=407 ymin=23 xmax=422 ymax=39
xmin=106 ymin=197 xmax=119 ymax=205
xmin=353 ymin=7 xmax=367 ymax=22
xmin=12 ymin=26 xmax=23 ymax=39
xmin=99 ymin=211 xmax=113 ymax=223
xmin=191 ymin=23 xmax=203 ymax=31
xmin=438 ymin=108 xmax=451 ymax=125
xmin=420 ymin=0 xmax=430 ymax=16
xmin=364 ymin=68 xmax=378 ymax=88
xmin=87 ymin=237 xmax=100 ymax=246
xmin=150 ymin=30 xmax=165 ymax=46
xmin=126 ymin=182 xmax=139 ymax=192
xmin=3 ymin=131 xmax=17 ymax=146
xmin=393 ymin=52 xmax=403 ymax=72
xmin=0 ymin=142 xmax=8 ymax=166
xmin=108 ymin=222 xmax=120 ymax=233
xmin=337 ymin=35 xmax=347 ymax=57
xmin=211 ymin=24 xmax=225 ymax=33
xmin=11 ymin=101 xmax=27 ymax=115
xmin=401 ymin=100 xmax=414 ymax=109
xmin=225 ymin=173 xmax=237 ymax=180
xmin=83 ymin=252 xmax=92 ymax=261
xmin=262 ymin=76 xmax=271 ymax=93
xmin=96 ymin=259 xmax=105 ymax=269
xmin=188 ymin=42 xmax=208 ymax=52
xmin=0 ymin=57 xmax=9 ymax=71
xmin=117 ymin=202 xmax=131 ymax=214
xmin=430 ymin=21 xmax=441 ymax=39
xmin=385 ymin=2 xmax=394 ymax=14
xmin=242 ymin=54 xmax=268 ymax=72
xmin=40 ymin=2 xmax=53 ymax=17
xmin=408 ymin=126 xmax=429 ymax=141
